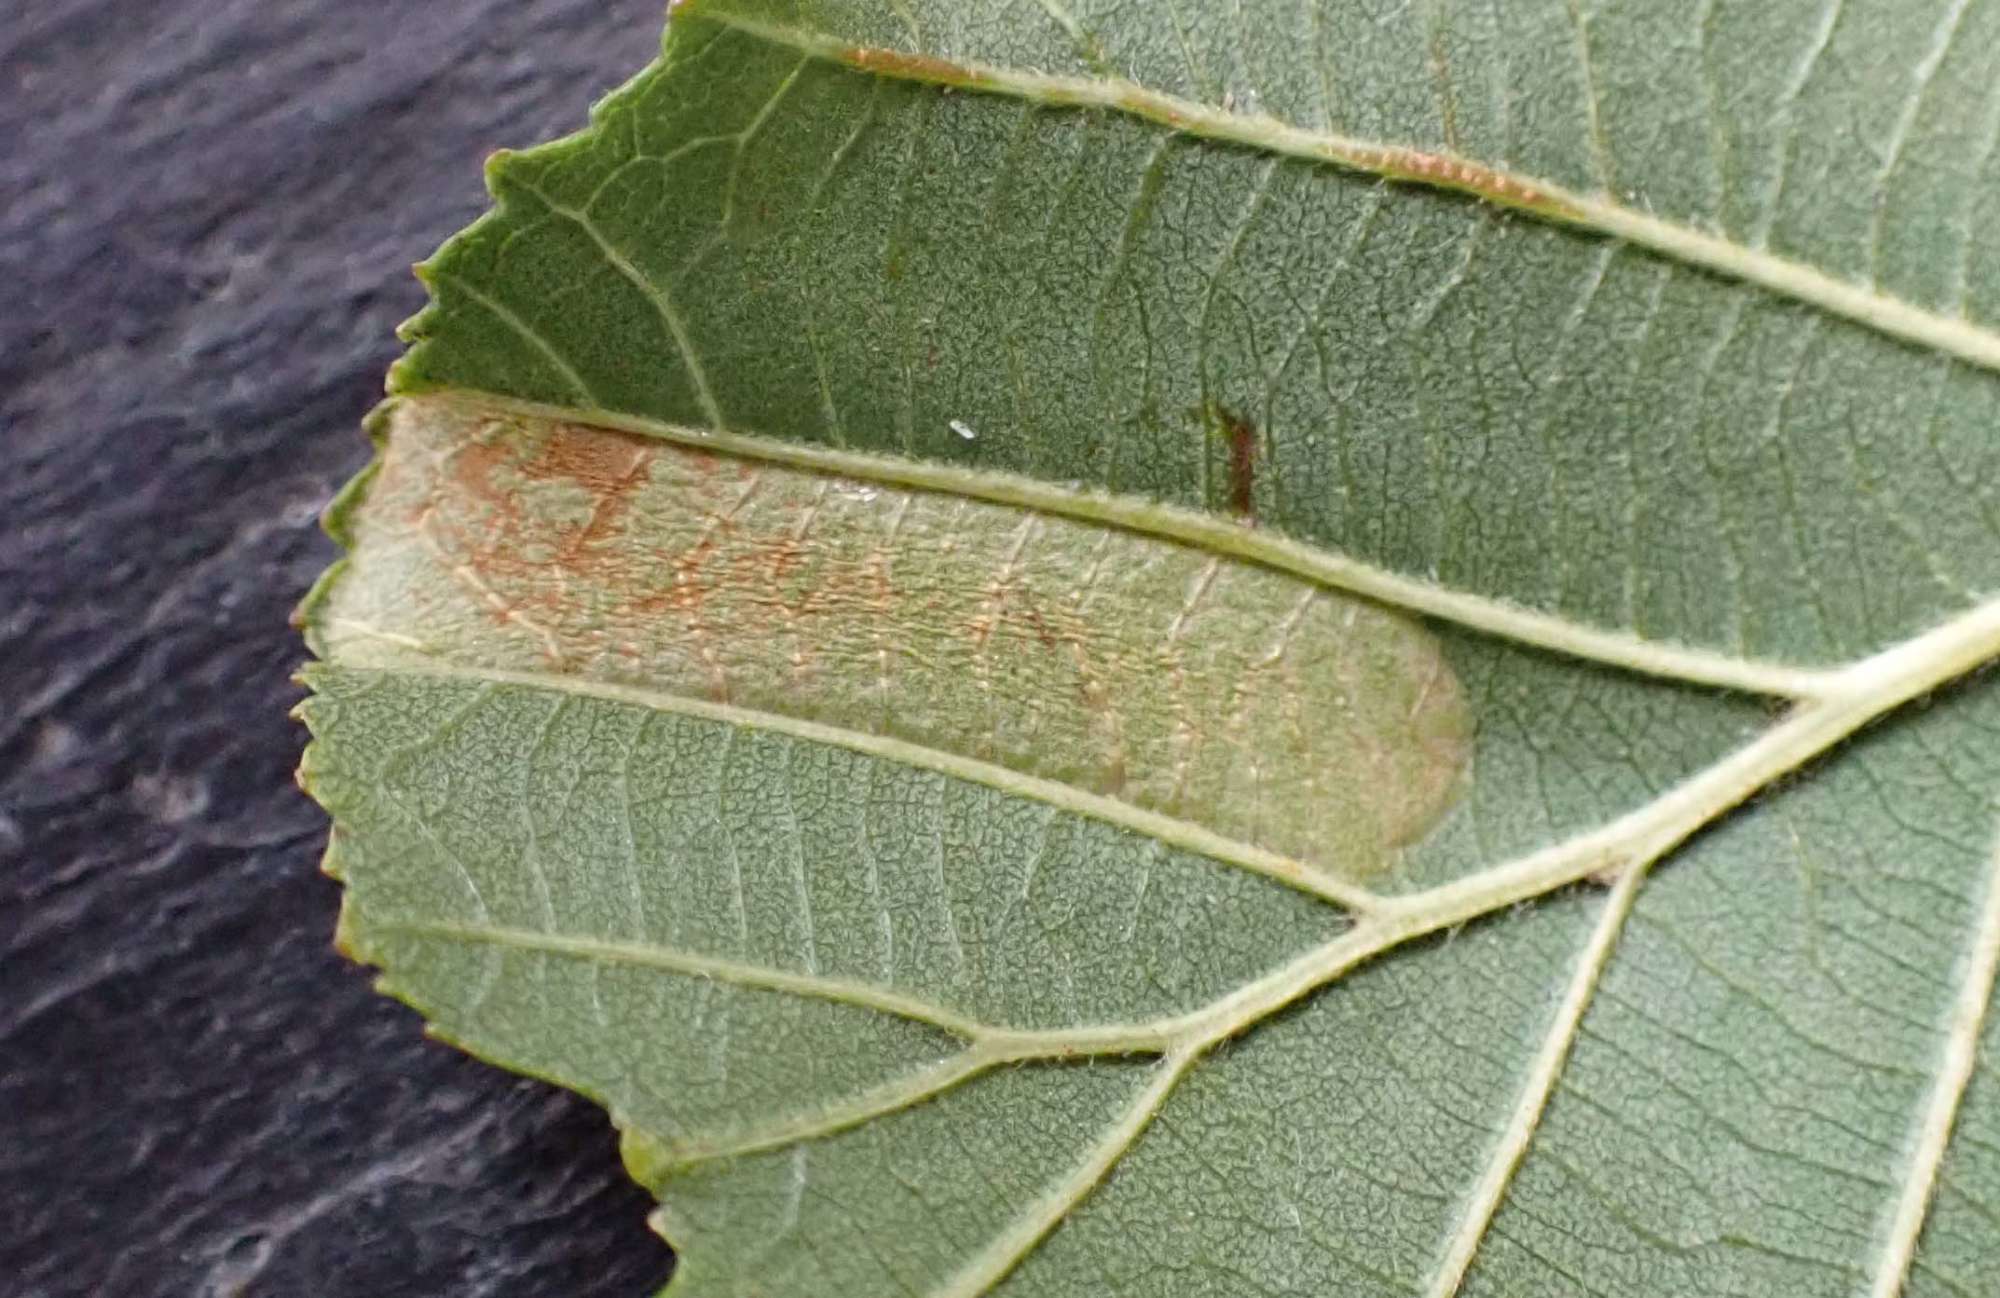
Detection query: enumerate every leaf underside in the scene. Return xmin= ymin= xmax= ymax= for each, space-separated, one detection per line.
xmin=299 ymin=2 xmax=2000 ymax=1295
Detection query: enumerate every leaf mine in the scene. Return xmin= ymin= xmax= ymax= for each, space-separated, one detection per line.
xmin=320 ymin=396 xmax=1473 ymax=883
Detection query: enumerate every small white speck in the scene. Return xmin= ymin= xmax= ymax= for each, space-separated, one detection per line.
xmin=949 ymin=419 xmax=977 ymax=441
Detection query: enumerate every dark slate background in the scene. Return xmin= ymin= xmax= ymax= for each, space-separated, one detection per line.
xmin=2 ymin=3 xmax=679 ymax=1294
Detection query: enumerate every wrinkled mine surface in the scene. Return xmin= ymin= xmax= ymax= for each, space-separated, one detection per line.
xmin=321 ymin=398 xmax=1471 ymax=880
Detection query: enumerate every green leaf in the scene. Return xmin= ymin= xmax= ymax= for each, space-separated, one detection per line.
xmin=298 ymin=2 xmax=2000 ymax=1293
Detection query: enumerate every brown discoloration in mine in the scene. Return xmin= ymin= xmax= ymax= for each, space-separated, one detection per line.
xmin=437 ymin=431 xmax=517 ymax=517
xmin=535 ymin=426 xmax=656 ymax=567
xmin=442 ymin=423 xmax=656 ymax=574
xmin=403 ymin=421 xmax=664 ymax=652
xmin=533 ymin=422 xmax=655 ymax=489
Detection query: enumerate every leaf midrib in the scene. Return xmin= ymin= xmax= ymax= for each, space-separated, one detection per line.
xmin=686 ymin=3 xmax=2000 ymax=378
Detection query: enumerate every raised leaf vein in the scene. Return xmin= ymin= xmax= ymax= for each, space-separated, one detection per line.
xmin=338 ymin=659 xmax=1381 ymax=912
xmin=694 ymin=6 xmax=2000 ymax=375
xmin=397 ymin=392 xmax=1845 ymax=697
xmin=1867 ymin=842 xmax=2000 ymax=1298
xmin=507 ymin=176 xmax=723 ymax=428
xmin=1424 ymin=865 xmax=1648 ymax=1298
xmin=382 ymin=918 xmax=998 ymax=1039
xmin=928 ymin=1052 xmax=1196 ymax=1298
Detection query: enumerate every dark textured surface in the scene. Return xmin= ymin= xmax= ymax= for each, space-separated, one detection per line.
xmin=1 ymin=3 xmax=676 ymax=1294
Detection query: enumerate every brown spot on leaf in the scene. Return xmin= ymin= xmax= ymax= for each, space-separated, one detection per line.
xmin=1202 ymin=401 xmax=1258 ymax=521
xmin=440 ymin=431 xmax=518 ymax=517
xmin=1363 ymin=145 xmax=1585 ymax=220
xmin=1225 ymin=412 xmax=1256 ymax=521
xmin=841 ymin=45 xmax=983 ymax=88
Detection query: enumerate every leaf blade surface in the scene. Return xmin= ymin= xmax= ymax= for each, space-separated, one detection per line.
xmin=302 ymin=3 xmax=2000 ymax=1293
